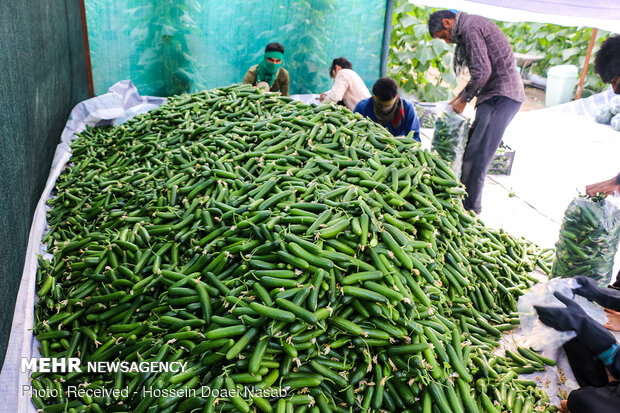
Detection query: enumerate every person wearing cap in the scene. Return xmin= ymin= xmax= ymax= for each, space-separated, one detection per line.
xmin=353 ymin=77 xmax=420 ymax=140
xmin=535 ymin=277 xmax=620 ymax=412
xmin=319 ymin=57 xmax=370 ymax=111
xmin=243 ymin=42 xmax=290 ymax=96
xmin=428 ymin=10 xmax=525 ymax=214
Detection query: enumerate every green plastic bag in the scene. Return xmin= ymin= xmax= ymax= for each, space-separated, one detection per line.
xmin=551 ymin=195 xmax=620 ymax=285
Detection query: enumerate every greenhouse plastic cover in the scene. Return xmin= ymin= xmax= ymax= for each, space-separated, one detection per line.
xmin=0 ymin=81 xmax=165 ymax=413
xmin=85 ymin=0 xmax=387 ymax=97
xmin=410 ymin=0 xmax=620 ymax=33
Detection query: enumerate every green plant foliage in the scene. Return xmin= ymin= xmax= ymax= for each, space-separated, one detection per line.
xmin=389 ymin=3 xmax=610 ymax=102
xmin=130 ymin=0 xmax=201 ymax=96
xmin=497 ymin=22 xmax=609 ymax=97
xmin=389 ymin=1 xmax=457 ymax=102
xmin=284 ymin=0 xmax=336 ymax=94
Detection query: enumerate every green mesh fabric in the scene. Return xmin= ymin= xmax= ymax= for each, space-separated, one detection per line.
xmin=86 ymin=0 xmax=386 ymax=96
xmin=0 ymin=0 xmax=90 ymax=369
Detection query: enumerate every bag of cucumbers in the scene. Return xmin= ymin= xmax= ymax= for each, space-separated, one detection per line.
xmin=431 ymin=108 xmax=471 ymax=180
xmin=552 ymin=194 xmax=620 ymax=285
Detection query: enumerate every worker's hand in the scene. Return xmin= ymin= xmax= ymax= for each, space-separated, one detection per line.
xmin=559 ymin=400 xmax=570 ymax=412
xmin=535 ymin=292 xmax=586 ymax=332
xmin=534 ymin=292 xmax=617 ymax=355
xmin=572 ymin=276 xmax=604 ymax=301
xmin=605 ymin=309 xmax=620 ymax=331
xmin=319 ymin=93 xmax=327 ymax=102
xmin=572 ymin=276 xmax=620 ymax=312
xmin=449 ymin=96 xmax=467 ymax=114
xmin=585 ymin=176 xmax=620 ymax=197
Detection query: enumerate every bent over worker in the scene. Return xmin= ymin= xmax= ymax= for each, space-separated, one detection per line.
xmin=319 ymin=57 xmax=370 ymax=111
xmin=243 ymin=42 xmax=290 ymax=96
xmin=354 ymin=77 xmax=420 ymax=140
xmin=428 ymin=10 xmax=525 ymax=214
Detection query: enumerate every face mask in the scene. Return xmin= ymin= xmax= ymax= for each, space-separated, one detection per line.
xmin=263 ymin=51 xmax=283 ymax=74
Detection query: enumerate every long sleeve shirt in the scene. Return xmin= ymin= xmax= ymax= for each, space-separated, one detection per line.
xmin=354 ymin=97 xmax=420 ymax=141
xmin=455 ymin=13 xmax=525 ymax=105
xmin=322 ymin=69 xmax=371 ymax=111
xmin=242 ymin=65 xmax=290 ymax=96
xmin=598 ymin=344 xmax=620 ymax=379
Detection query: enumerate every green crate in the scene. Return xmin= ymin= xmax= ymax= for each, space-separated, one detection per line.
xmin=488 ymin=143 xmax=515 ymax=175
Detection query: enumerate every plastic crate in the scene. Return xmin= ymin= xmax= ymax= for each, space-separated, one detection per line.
xmin=488 ymin=143 xmax=515 ymax=175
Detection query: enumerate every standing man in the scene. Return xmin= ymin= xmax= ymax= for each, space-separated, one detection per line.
xmin=428 ymin=10 xmax=525 ymax=214
xmin=319 ymin=57 xmax=371 ymax=111
xmin=354 ymin=77 xmax=420 ymax=140
xmin=243 ymin=42 xmax=290 ymax=96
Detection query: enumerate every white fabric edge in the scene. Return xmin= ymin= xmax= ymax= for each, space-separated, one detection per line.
xmin=409 ymin=0 xmax=620 ymax=33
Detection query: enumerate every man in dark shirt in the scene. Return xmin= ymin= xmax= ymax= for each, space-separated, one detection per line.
xmin=428 ymin=10 xmax=525 ymax=214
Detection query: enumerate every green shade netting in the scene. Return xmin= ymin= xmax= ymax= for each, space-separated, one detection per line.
xmin=86 ymin=0 xmax=387 ymax=96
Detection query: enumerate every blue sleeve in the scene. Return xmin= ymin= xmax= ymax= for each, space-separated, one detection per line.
xmin=403 ymin=100 xmax=420 ymax=141
xmin=354 ymin=98 xmax=371 ymax=118
xmin=598 ymin=344 xmax=620 ymax=379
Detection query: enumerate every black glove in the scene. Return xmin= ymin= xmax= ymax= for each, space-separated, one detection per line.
xmin=572 ymin=275 xmax=620 ymax=312
xmin=534 ymin=292 xmax=617 ymax=355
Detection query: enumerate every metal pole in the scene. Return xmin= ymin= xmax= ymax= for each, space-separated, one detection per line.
xmin=575 ymin=28 xmax=598 ymax=100
xmin=79 ymin=0 xmax=95 ymax=97
xmin=380 ymin=0 xmax=396 ymax=78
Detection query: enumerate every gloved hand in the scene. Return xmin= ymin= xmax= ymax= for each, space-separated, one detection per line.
xmin=534 ymin=292 xmax=617 ymax=355
xmin=572 ymin=276 xmax=620 ymax=312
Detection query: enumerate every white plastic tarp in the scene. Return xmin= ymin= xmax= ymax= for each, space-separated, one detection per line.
xmin=0 ymin=81 xmax=166 ymax=413
xmin=410 ymin=0 xmax=620 ymax=33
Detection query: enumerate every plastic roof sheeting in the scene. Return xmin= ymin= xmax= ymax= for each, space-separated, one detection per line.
xmin=409 ymin=0 xmax=620 ymax=33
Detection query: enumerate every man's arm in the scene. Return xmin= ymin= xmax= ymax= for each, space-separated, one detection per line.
xmin=585 ymin=173 xmax=620 ymax=197
xmin=279 ymin=70 xmax=290 ymax=96
xmin=535 ymin=292 xmax=620 ymax=379
xmin=323 ymin=72 xmax=349 ymax=103
xmin=600 ymin=344 xmax=620 ymax=379
xmin=242 ymin=67 xmax=257 ymax=85
xmin=403 ymin=101 xmax=420 ymax=141
xmin=459 ymin=28 xmax=492 ymax=103
xmin=353 ymin=99 xmax=367 ymax=116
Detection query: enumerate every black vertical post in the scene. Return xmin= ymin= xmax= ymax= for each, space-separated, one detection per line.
xmin=380 ymin=0 xmax=396 ymax=78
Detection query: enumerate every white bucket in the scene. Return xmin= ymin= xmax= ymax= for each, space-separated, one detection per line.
xmin=545 ymin=64 xmax=579 ymax=107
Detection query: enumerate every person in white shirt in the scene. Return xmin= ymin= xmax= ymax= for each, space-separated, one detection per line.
xmin=319 ymin=57 xmax=370 ymax=111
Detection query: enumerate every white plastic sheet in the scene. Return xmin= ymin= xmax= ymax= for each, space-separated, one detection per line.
xmin=0 ymin=80 xmax=165 ymax=413
xmin=409 ymin=0 xmax=620 ymax=33
xmin=518 ymin=278 xmax=608 ymax=351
